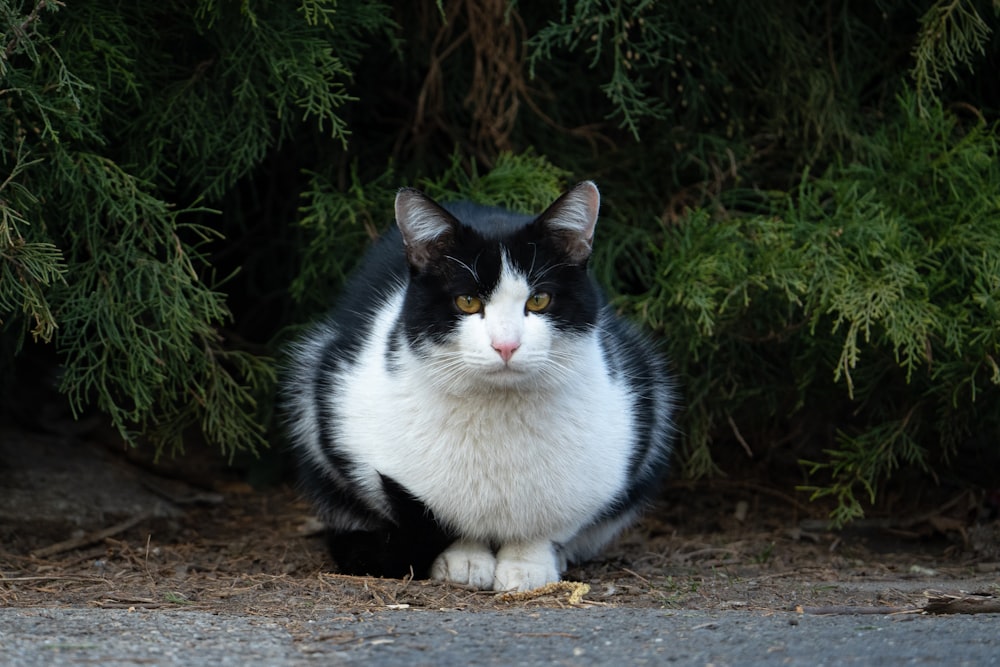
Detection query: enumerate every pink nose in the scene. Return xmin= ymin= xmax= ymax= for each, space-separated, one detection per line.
xmin=492 ymin=341 xmax=520 ymax=363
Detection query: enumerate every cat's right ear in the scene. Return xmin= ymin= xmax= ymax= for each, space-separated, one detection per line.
xmin=536 ymin=180 xmax=600 ymax=265
xmin=395 ymin=188 xmax=458 ymax=271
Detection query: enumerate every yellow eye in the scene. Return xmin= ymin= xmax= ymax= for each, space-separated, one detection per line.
xmin=455 ymin=295 xmax=483 ymax=314
xmin=526 ymin=292 xmax=552 ymax=312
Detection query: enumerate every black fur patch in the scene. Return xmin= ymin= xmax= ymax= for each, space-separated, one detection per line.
xmin=323 ymin=475 xmax=454 ymax=579
xmin=398 ymin=203 xmax=604 ymax=349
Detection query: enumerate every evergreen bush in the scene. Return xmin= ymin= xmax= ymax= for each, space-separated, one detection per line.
xmin=0 ymin=0 xmax=396 ymax=456
xmin=617 ymin=92 xmax=1000 ymax=524
xmin=1 ymin=0 xmax=997 ymax=522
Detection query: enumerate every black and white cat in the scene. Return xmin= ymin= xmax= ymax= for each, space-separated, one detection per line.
xmin=283 ymin=181 xmax=674 ymax=592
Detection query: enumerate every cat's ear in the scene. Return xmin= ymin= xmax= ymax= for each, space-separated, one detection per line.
xmin=536 ymin=181 xmax=600 ymax=264
xmin=395 ymin=188 xmax=458 ymax=271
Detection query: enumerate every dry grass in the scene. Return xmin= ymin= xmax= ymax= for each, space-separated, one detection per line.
xmin=3 ymin=483 xmax=996 ymax=619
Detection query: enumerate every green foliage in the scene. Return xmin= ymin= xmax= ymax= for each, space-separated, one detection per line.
xmin=911 ymin=0 xmax=995 ymax=114
xmin=290 ymin=164 xmax=397 ymax=317
xmin=414 ymin=150 xmax=570 ymax=213
xmin=0 ymin=0 xmax=393 ymax=457
xmin=0 ymin=142 xmax=64 ymax=344
xmin=616 ymin=92 xmax=1000 ymax=523
xmin=527 ymin=0 xmax=675 ymax=138
xmin=523 ymin=0 xmax=906 ymax=164
xmin=112 ymin=0 xmax=394 ymax=201
xmin=49 ymin=150 xmax=272 ymax=457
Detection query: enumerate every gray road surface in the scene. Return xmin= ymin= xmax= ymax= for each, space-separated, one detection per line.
xmin=2 ymin=607 xmax=998 ymax=666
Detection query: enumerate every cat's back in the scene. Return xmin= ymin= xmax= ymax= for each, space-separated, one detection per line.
xmin=325 ymin=227 xmax=408 ymax=330
xmin=596 ymin=306 xmax=674 ymax=480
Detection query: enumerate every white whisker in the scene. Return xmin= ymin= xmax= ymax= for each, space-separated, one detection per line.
xmin=446 ymin=254 xmax=480 ymax=282
xmin=531 ymin=260 xmax=571 ymax=282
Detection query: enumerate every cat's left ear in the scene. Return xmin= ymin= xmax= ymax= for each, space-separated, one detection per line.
xmin=395 ymin=188 xmax=459 ymax=271
xmin=536 ymin=181 xmax=600 ymax=264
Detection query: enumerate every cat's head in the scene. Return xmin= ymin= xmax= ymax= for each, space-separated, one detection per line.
xmin=394 ymin=181 xmax=603 ymax=392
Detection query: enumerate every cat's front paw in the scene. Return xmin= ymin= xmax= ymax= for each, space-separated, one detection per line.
xmin=430 ymin=540 xmax=496 ymax=589
xmin=492 ymin=541 xmax=560 ymax=592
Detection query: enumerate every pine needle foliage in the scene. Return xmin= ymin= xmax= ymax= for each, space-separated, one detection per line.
xmin=0 ymin=0 xmax=394 ymax=458
xmin=0 ymin=140 xmax=64 ymax=345
xmin=526 ymin=0 xmax=675 ymax=139
xmin=522 ymin=0 xmax=906 ymax=162
xmin=911 ymin=0 xmax=995 ymax=114
xmin=615 ymin=92 xmax=1000 ymax=523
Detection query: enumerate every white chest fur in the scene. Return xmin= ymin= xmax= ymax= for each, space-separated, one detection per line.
xmin=330 ymin=297 xmax=635 ymax=544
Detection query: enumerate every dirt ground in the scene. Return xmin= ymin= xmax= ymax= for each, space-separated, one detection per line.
xmin=1 ymin=425 xmax=998 ymax=618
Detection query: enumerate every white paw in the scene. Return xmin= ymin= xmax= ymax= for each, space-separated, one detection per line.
xmin=430 ymin=540 xmax=496 ymax=589
xmin=492 ymin=541 xmax=560 ymax=592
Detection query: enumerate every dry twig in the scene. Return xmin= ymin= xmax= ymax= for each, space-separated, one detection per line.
xmin=30 ymin=514 xmax=151 ymax=558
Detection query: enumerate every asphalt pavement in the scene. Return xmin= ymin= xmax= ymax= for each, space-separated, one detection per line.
xmin=2 ymin=606 xmax=998 ymax=666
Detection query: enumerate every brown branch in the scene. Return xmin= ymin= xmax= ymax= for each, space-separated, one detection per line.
xmin=30 ymin=513 xmax=151 ymax=558
xmin=3 ymin=0 xmax=63 ymax=60
xmin=727 ymin=414 xmax=753 ymax=458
